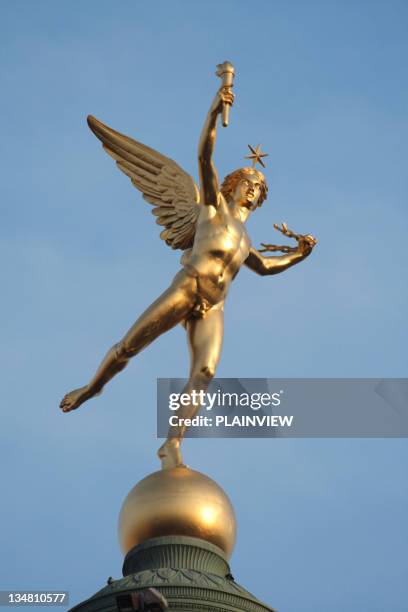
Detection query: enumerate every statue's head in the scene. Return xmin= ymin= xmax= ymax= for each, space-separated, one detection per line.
xmin=221 ymin=167 xmax=268 ymax=210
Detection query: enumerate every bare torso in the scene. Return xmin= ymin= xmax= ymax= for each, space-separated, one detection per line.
xmin=181 ymin=193 xmax=251 ymax=306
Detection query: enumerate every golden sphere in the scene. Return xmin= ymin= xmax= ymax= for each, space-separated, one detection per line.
xmin=118 ymin=467 xmax=236 ymax=559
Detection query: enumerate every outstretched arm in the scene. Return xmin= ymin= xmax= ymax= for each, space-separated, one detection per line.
xmin=245 ymin=247 xmax=309 ymax=276
xmin=245 ymin=229 xmax=317 ymax=276
xmin=198 ymin=88 xmax=234 ymax=207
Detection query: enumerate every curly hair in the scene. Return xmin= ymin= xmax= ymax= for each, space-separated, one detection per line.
xmin=220 ymin=166 xmax=268 ymax=207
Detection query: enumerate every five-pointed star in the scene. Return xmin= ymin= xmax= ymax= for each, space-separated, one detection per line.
xmin=245 ymin=144 xmax=269 ymax=168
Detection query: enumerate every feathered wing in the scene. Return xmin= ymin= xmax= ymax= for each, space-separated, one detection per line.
xmin=87 ymin=115 xmax=200 ymax=250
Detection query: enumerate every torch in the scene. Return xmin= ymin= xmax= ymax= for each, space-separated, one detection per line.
xmin=215 ymin=61 xmax=235 ymax=127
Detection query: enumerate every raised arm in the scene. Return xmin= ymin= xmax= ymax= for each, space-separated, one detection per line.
xmin=245 ymin=233 xmax=316 ymax=276
xmin=198 ymin=88 xmax=234 ymax=207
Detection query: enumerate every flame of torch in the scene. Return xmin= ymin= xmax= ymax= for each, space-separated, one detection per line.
xmin=215 ymin=61 xmax=235 ymax=128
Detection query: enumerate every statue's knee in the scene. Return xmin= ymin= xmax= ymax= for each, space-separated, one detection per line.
xmin=114 ymin=341 xmax=131 ymax=362
xmin=199 ymin=365 xmax=215 ymax=382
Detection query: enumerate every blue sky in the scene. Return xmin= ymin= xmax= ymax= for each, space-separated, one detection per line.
xmin=1 ymin=1 xmax=407 ymax=610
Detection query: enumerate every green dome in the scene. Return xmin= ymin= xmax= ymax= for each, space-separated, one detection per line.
xmin=69 ymin=536 xmax=275 ymax=612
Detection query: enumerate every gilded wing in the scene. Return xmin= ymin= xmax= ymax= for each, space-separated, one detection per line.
xmin=87 ymin=115 xmax=200 ymax=250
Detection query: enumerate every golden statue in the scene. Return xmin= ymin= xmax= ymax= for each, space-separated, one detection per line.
xmin=60 ymin=62 xmax=316 ymax=469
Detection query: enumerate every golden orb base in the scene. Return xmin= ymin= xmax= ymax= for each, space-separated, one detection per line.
xmin=118 ymin=467 xmax=237 ymax=560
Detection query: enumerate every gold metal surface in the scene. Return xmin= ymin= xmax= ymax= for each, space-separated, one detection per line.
xmin=215 ymin=61 xmax=235 ymax=127
xmin=245 ymin=144 xmax=268 ymax=168
xmin=60 ymin=61 xmax=317 ymax=469
xmin=118 ymin=467 xmax=236 ymax=559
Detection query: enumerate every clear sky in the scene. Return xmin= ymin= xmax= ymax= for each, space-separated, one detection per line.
xmin=1 ymin=1 xmax=407 ymax=610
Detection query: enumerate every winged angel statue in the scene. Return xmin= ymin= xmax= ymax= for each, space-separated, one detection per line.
xmin=60 ymin=63 xmax=317 ymax=468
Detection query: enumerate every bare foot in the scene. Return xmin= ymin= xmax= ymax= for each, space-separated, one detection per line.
xmin=60 ymin=385 xmax=91 ymax=412
xmin=157 ymin=439 xmax=185 ymax=470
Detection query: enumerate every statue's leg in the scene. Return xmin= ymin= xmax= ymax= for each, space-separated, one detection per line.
xmin=158 ymin=303 xmax=224 ymax=469
xmin=60 ymin=271 xmax=196 ymax=412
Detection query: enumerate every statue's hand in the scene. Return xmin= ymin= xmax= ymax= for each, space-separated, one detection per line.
xmin=297 ymin=234 xmax=317 ymax=255
xmin=270 ymin=223 xmax=317 ymax=256
xmin=210 ymin=87 xmax=234 ymax=116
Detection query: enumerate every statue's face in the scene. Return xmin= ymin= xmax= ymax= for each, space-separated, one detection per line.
xmin=233 ymin=175 xmax=262 ymax=209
